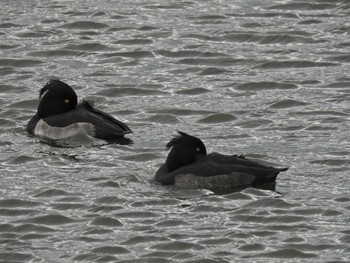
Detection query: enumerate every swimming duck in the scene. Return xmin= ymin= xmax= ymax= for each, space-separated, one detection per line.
xmin=26 ymin=79 xmax=132 ymax=141
xmin=155 ymin=131 xmax=288 ymax=189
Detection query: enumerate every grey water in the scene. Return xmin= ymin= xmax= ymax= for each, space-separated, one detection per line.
xmin=1 ymin=0 xmax=350 ymax=262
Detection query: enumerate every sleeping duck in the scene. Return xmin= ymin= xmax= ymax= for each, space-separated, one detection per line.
xmin=155 ymin=131 xmax=288 ymax=189
xmin=26 ymin=79 xmax=132 ymax=141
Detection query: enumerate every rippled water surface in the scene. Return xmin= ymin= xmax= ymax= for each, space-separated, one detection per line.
xmin=1 ymin=0 xmax=350 ymax=262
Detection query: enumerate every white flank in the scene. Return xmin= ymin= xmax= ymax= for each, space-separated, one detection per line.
xmin=34 ymin=119 xmax=95 ymax=140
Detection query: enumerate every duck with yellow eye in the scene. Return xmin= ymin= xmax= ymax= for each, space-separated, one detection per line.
xmin=26 ymin=79 xmax=132 ymax=141
xmin=155 ymin=131 xmax=288 ymax=190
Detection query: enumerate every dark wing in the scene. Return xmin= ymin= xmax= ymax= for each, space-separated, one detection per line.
xmin=79 ymin=101 xmax=132 ymax=139
xmin=207 ymin=152 xmax=288 ymax=172
xmin=43 ymin=101 xmax=132 ymax=140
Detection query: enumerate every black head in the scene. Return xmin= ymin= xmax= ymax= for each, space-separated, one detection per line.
xmin=37 ymin=79 xmax=78 ymax=118
xmin=165 ymin=131 xmax=207 ymax=171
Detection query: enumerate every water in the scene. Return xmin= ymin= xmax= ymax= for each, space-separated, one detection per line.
xmin=1 ymin=0 xmax=349 ymax=262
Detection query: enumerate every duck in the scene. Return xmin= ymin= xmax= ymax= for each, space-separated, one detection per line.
xmin=155 ymin=131 xmax=288 ymax=189
xmin=26 ymin=79 xmax=132 ymax=141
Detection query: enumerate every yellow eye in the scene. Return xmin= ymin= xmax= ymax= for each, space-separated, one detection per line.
xmin=64 ymin=99 xmax=70 ymax=104
xmin=196 ymin=147 xmax=201 ymax=152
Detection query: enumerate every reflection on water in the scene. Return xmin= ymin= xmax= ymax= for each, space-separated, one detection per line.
xmin=1 ymin=0 xmax=350 ymax=262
